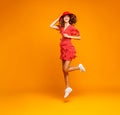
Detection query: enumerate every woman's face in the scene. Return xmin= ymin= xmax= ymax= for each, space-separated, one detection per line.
xmin=63 ymin=15 xmax=70 ymax=23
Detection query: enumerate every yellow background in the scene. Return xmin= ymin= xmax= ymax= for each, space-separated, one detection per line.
xmin=0 ymin=0 xmax=120 ymax=115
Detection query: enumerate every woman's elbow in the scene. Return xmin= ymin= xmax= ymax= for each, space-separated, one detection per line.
xmin=78 ymin=36 xmax=81 ymax=40
xmin=50 ymin=25 xmax=53 ymax=28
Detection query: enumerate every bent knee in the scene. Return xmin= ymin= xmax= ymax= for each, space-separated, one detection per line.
xmin=63 ymin=67 xmax=68 ymax=73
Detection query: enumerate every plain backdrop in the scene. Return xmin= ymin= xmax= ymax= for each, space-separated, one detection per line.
xmin=0 ymin=0 xmax=120 ymax=95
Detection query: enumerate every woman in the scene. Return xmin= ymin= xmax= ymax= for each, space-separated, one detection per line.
xmin=50 ymin=11 xmax=86 ymax=98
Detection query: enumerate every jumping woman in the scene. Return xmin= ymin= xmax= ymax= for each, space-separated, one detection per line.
xmin=50 ymin=11 xmax=86 ymax=98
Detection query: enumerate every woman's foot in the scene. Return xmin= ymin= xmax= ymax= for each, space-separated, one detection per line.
xmin=64 ymin=87 xmax=72 ymax=98
xmin=79 ymin=64 xmax=86 ymax=72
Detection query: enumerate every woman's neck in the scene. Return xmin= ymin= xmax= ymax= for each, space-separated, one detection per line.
xmin=64 ymin=22 xmax=70 ymax=27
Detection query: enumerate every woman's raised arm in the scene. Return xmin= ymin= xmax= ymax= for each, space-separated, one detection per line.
xmin=50 ymin=17 xmax=60 ymax=30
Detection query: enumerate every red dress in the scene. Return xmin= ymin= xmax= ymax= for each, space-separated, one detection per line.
xmin=58 ymin=25 xmax=80 ymax=61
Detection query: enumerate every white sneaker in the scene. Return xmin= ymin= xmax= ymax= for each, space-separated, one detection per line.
xmin=79 ymin=64 xmax=86 ymax=72
xmin=64 ymin=87 xmax=72 ymax=98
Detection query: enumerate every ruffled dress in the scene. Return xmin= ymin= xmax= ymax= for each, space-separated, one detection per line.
xmin=58 ymin=25 xmax=80 ymax=61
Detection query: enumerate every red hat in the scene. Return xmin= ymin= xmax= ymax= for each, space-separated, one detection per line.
xmin=59 ymin=11 xmax=73 ymax=21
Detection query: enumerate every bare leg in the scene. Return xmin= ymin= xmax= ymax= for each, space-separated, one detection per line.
xmin=62 ymin=60 xmax=85 ymax=98
xmin=62 ymin=60 xmax=76 ymax=98
xmin=63 ymin=60 xmax=80 ymax=73
xmin=62 ymin=60 xmax=70 ymax=88
xmin=62 ymin=60 xmax=85 ymax=86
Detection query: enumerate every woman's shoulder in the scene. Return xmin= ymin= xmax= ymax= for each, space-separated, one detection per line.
xmin=70 ymin=25 xmax=76 ymax=29
xmin=69 ymin=25 xmax=80 ymax=36
xmin=69 ymin=25 xmax=78 ymax=30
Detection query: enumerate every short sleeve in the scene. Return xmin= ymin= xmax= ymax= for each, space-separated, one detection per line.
xmin=70 ymin=26 xmax=80 ymax=36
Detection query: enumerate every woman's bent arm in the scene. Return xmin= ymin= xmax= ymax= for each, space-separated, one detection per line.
xmin=50 ymin=17 xmax=59 ymax=30
xmin=63 ymin=34 xmax=81 ymax=40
